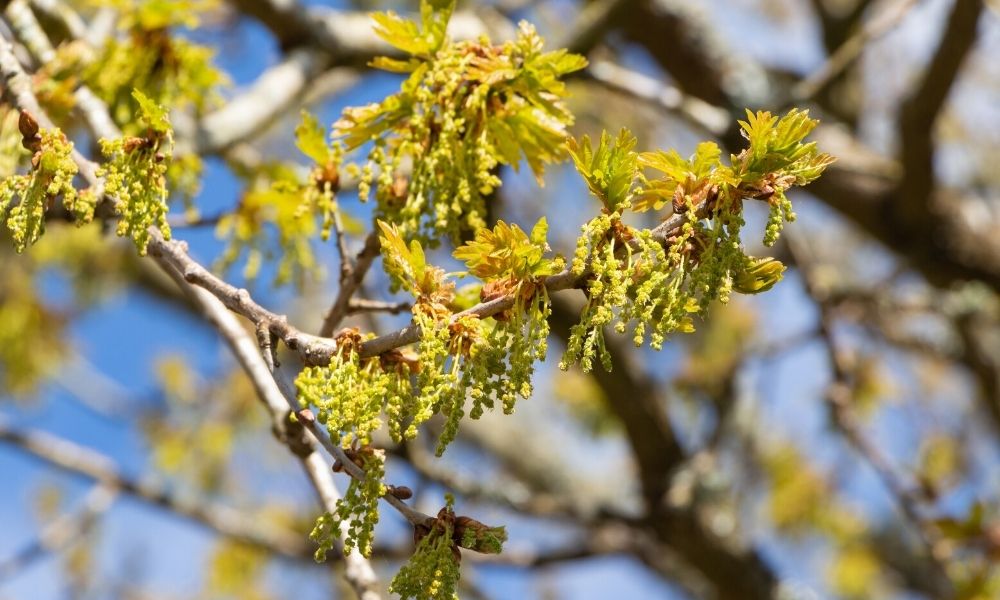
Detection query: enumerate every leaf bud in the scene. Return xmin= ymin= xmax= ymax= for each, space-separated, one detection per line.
xmin=733 ymin=256 xmax=785 ymax=294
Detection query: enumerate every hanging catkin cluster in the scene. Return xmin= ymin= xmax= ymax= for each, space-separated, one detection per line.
xmin=310 ymin=446 xmax=386 ymax=559
xmin=97 ymin=90 xmax=174 ymax=254
xmin=559 ymin=111 xmax=834 ymax=372
xmin=0 ymin=111 xmax=84 ymax=253
xmin=0 ymin=1 xmax=833 ymax=592
xmin=336 ymin=0 xmax=586 ymax=245
xmin=298 ymin=220 xmax=560 ymax=456
xmin=296 ymin=17 xmax=832 ymax=584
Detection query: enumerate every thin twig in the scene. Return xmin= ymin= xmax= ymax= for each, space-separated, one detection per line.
xmin=397 ymin=440 xmax=585 ymax=522
xmin=791 ymin=0 xmax=920 ymax=102
xmin=787 ymin=232 xmax=953 ymax=583
xmin=0 ymin=483 xmax=116 ymax=582
xmin=148 ymin=230 xmax=338 ymax=364
xmin=154 ymin=257 xmax=384 ymax=600
xmin=288 ymin=403 xmax=434 ymax=528
xmin=333 ymin=209 xmax=353 ymax=283
xmin=166 ymin=211 xmax=224 ymax=229
xmin=319 ymin=230 xmax=381 ymax=337
xmin=346 ymin=298 xmax=412 ymax=316
xmin=583 ymin=59 xmax=730 ymax=137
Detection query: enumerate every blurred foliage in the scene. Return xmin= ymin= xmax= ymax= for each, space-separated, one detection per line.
xmin=0 ymin=257 xmax=67 ymax=398
xmin=677 ymin=299 xmax=756 ymax=397
xmin=215 ymin=111 xmax=347 ymax=288
xmin=0 ymin=106 xmax=22 ymax=177
xmin=918 ymin=433 xmax=964 ymax=495
xmin=552 ymin=368 xmax=615 ymax=436
xmin=205 ymin=540 xmax=271 ymax=600
xmin=28 ymin=222 xmax=131 ymax=302
xmin=32 ymin=43 xmax=88 ymax=125
xmin=763 ymin=443 xmax=888 ymax=597
xmin=143 ymin=354 xmax=262 ymax=494
xmin=84 ymin=0 xmax=225 ymax=125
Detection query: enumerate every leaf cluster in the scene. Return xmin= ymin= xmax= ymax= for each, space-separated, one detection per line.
xmin=296 ymin=338 xmax=419 ymax=448
xmin=736 ymin=108 xmax=833 ymax=182
xmin=560 ymin=109 xmax=832 ymax=371
xmin=634 ymin=140 xmax=721 ymax=213
xmin=451 ymin=218 xmax=558 ymax=418
xmin=378 ymin=220 xmax=558 ymax=451
xmin=378 ymin=220 xmax=456 ymax=311
xmin=298 ymin=218 xmax=561 ymax=468
xmin=453 ymin=217 xmax=561 ymax=284
xmin=567 ymin=128 xmax=638 ymax=213
xmin=337 ymin=0 xmax=585 ymax=244
xmin=370 ymin=0 xmax=454 ymax=58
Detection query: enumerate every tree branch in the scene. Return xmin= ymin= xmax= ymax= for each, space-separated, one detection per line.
xmin=396 ymin=439 xmax=586 ymax=522
xmin=792 ymin=0 xmax=918 ymax=103
xmin=0 ymin=418 xmax=313 ymax=560
xmin=0 ymin=29 xmax=386 ymax=597
xmin=583 ymin=59 xmax=730 ymax=138
xmin=226 ymin=0 xmax=493 ymax=62
xmin=0 ymin=483 xmax=116 ymax=582
xmin=603 ymin=2 xmax=1000 ymax=291
xmin=193 ymin=48 xmax=334 ymax=153
xmin=153 ymin=256 xmax=384 ymax=600
xmin=896 ymin=0 xmax=985 ymax=229
xmin=786 ymin=232 xmax=955 ymax=596
xmin=150 ymin=191 xmax=703 ymax=367
xmin=346 ymin=298 xmax=412 ymax=316
xmin=319 ymin=230 xmax=381 ymax=337
xmin=548 ymin=295 xmax=779 ymax=600
xmin=147 ymin=230 xmax=339 ymax=364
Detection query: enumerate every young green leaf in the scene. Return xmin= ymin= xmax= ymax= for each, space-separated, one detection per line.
xmin=132 ymin=89 xmax=170 ymax=134
xmin=567 ymin=128 xmax=638 ymax=212
xmin=295 ymin=110 xmax=332 ymax=165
